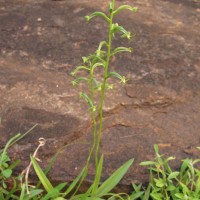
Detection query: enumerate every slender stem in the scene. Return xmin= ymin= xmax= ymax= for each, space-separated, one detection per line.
xmin=72 ymin=67 xmax=97 ymax=196
xmin=87 ymin=67 xmax=97 ymax=169
xmin=95 ymin=0 xmax=115 ymax=166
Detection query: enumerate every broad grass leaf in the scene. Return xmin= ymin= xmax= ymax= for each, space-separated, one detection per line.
xmin=93 ymin=158 xmax=134 ymax=198
xmin=30 ymin=156 xmax=57 ymax=196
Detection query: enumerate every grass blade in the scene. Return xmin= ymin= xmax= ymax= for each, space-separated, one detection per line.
xmin=63 ymin=167 xmax=86 ymax=197
xmin=30 ymin=156 xmax=57 ymax=197
xmin=93 ymin=158 xmax=134 ymax=198
xmin=19 ymin=184 xmax=26 ymax=200
xmin=42 ymin=183 xmax=67 ymax=200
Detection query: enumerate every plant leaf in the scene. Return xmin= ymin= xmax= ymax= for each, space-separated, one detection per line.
xmin=19 ymin=184 xmax=26 ymax=200
xmin=24 ymin=189 xmax=43 ymax=200
xmin=42 ymin=183 xmax=67 ymax=200
xmin=70 ymin=66 xmax=90 ymax=76
xmin=96 ymin=41 xmax=108 ymax=56
xmin=111 ymin=24 xmax=132 ymax=39
xmin=92 ymin=155 xmax=104 ymax=194
xmin=92 ymin=159 xmax=134 ymax=198
xmin=167 ymin=171 xmax=179 ymax=181
xmin=85 ymin=12 xmax=110 ymax=23
xmin=140 ymin=161 xmax=156 ymax=166
xmin=71 ymin=77 xmax=89 ymax=86
xmin=80 ymin=92 xmax=96 ymax=112
xmin=63 ymin=167 xmax=86 ymax=197
xmin=30 ymin=156 xmax=57 ymax=197
xmin=2 ymin=169 xmax=12 ymax=178
xmin=111 ymin=47 xmax=132 ymax=56
xmin=106 ymin=71 xmax=127 ymax=84
xmin=91 ymin=62 xmax=105 ymax=72
xmin=113 ymin=5 xmax=138 ymax=16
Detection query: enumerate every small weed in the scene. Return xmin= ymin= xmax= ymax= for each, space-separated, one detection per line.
xmin=138 ymin=145 xmax=200 ymax=200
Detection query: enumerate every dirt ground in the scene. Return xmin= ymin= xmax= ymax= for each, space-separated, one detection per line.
xmin=0 ymin=0 xmax=200 ymax=190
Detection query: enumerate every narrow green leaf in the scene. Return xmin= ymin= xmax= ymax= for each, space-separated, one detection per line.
xmin=92 ymin=155 xmax=104 ymax=194
xmin=154 ymin=144 xmax=159 ymax=155
xmin=111 ymin=24 xmax=132 ymax=39
xmin=111 ymin=47 xmax=132 ymax=56
xmin=30 ymin=156 xmax=56 ymax=196
xmin=140 ymin=161 xmax=156 ymax=166
xmin=113 ymin=5 xmax=138 ymax=16
xmin=42 ymin=183 xmax=67 ymax=200
xmin=150 ymin=192 xmax=163 ymax=200
xmin=24 ymin=189 xmax=43 ymax=200
xmin=193 ymin=158 xmax=200 ymax=165
xmin=131 ymin=183 xmax=142 ymax=192
xmin=96 ymin=41 xmax=108 ymax=56
xmin=9 ymin=124 xmax=38 ymax=147
xmin=91 ymin=62 xmax=105 ymax=72
xmin=70 ymin=66 xmax=90 ymax=76
xmin=71 ymin=77 xmax=89 ymax=86
xmin=130 ymin=191 xmax=144 ymax=200
xmin=93 ymin=159 xmax=134 ymax=197
xmin=0 ymin=191 xmax=5 ymax=200
xmin=163 ymin=159 xmax=173 ymax=174
xmin=0 ymin=134 xmax=21 ymax=165
xmin=195 ymin=169 xmax=200 ymax=194
xmin=0 ymin=187 xmax=19 ymax=200
xmin=179 ymin=181 xmax=190 ymax=194
xmin=19 ymin=184 xmax=26 ymax=200
xmin=142 ymin=184 xmax=151 ymax=200
xmin=85 ymin=12 xmax=110 ymax=23
xmin=175 ymin=193 xmax=184 ymax=199
xmin=107 ymin=71 xmax=128 ymax=84
xmin=8 ymin=159 xmax=20 ymax=170
xmin=80 ymin=92 xmax=96 ymax=112
xmin=63 ymin=167 xmax=86 ymax=197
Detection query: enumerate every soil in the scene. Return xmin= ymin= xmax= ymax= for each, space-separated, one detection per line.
xmin=0 ymin=0 xmax=200 ymax=191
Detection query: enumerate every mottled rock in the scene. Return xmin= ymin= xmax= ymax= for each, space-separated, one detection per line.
xmin=0 ymin=0 xmax=200 ymax=191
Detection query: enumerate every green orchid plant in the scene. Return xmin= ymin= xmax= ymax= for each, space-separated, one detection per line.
xmin=71 ymin=0 xmax=137 ymax=178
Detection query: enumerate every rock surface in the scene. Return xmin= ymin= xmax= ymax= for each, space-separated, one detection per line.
xmin=0 ymin=0 xmax=200 ymax=189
